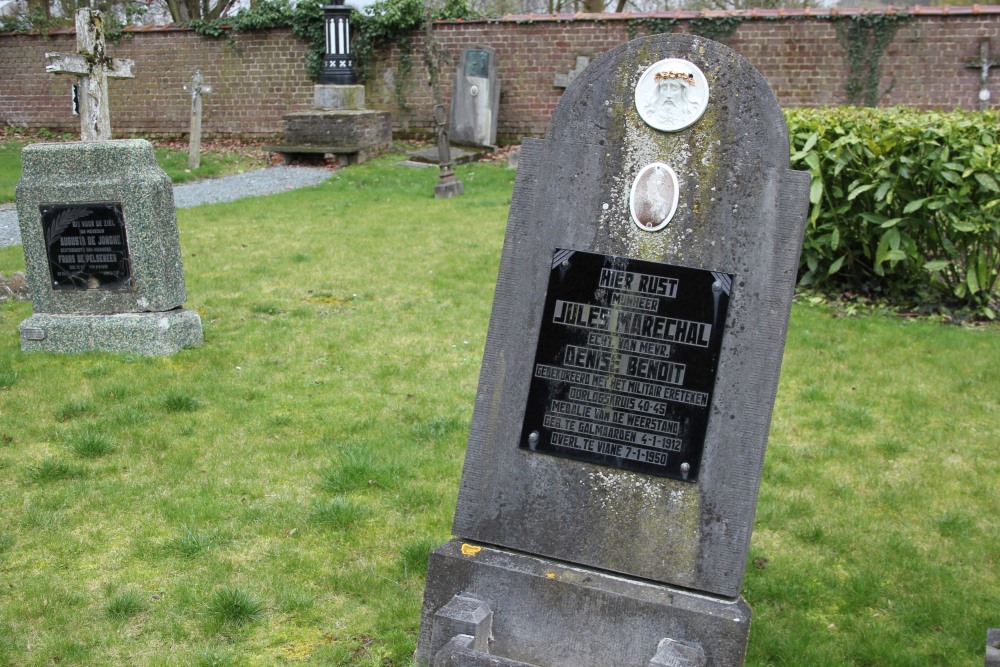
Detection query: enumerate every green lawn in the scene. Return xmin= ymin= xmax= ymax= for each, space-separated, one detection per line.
xmin=0 ymin=155 xmax=997 ymax=666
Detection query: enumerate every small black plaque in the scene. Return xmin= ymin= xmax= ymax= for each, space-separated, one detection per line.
xmin=41 ymin=202 xmax=132 ymax=291
xmin=520 ymin=250 xmax=733 ymax=482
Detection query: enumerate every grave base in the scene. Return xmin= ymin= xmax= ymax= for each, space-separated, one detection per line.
xmin=19 ymin=309 xmax=203 ymax=355
xmin=417 ymin=539 xmax=750 ymax=667
xmin=987 ymin=628 xmax=1000 ymax=667
xmin=280 ymin=110 xmax=391 ymax=165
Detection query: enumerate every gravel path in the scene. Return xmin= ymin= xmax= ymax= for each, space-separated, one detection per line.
xmin=0 ymin=165 xmax=332 ymax=249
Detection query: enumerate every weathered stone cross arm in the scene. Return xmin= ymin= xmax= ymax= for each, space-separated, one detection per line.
xmin=44 ymin=8 xmax=135 ymax=141
xmin=45 ymin=52 xmax=134 ymax=79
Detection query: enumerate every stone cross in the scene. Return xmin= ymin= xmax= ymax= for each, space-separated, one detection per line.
xmin=433 ymin=103 xmax=463 ymax=199
xmin=966 ymin=38 xmax=1000 ymax=111
xmin=184 ymin=69 xmax=213 ymax=169
xmin=553 ymin=55 xmax=591 ymax=89
xmin=45 ymin=8 xmax=134 ymax=141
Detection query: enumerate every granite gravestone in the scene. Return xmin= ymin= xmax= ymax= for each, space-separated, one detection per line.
xmin=417 ymin=34 xmax=809 ymax=666
xmin=16 ymin=13 xmax=202 ymax=355
xmin=449 ymin=46 xmax=500 ymax=150
xmin=17 ymin=141 xmax=203 ymax=356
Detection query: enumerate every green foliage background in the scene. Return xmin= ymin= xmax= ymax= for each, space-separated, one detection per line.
xmin=787 ymin=107 xmax=1000 ymax=319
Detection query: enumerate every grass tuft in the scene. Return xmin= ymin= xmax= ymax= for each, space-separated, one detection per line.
xmin=162 ymin=390 xmax=202 ymax=413
xmin=311 ymin=498 xmax=369 ymax=528
xmin=207 ymin=586 xmax=264 ymax=627
xmin=25 ymin=458 xmax=84 ymax=483
xmin=194 ymin=649 xmax=235 ymax=667
xmin=398 ymin=537 xmax=440 ymax=578
xmin=319 ymin=448 xmax=406 ymax=493
xmin=68 ymin=431 xmax=116 ymax=459
xmin=55 ymin=398 xmax=94 ymax=422
xmin=105 ymin=589 xmax=147 ymax=621
xmin=0 ymin=364 xmax=16 ymax=389
xmin=165 ymin=523 xmax=217 ymax=559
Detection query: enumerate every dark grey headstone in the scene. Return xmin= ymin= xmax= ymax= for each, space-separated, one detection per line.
xmin=451 ymin=33 xmax=808 ymax=599
xmin=419 ymin=32 xmax=808 ymax=666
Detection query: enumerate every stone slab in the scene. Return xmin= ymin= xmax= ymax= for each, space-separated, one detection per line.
xmin=417 ymin=539 xmax=750 ymax=667
xmin=313 ymin=84 xmax=365 ymax=110
xmin=16 ymin=140 xmax=186 ymax=315
xmin=987 ymin=628 xmax=1000 ymax=667
xmin=282 ymin=110 xmax=391 ymax=163
xmin=450 ymin=34 xmax=809 ymax=598
xmin=19 ymin=309 xmax=203 ymax=355
xmin=408 ymin=146 xmax=488 ymax=166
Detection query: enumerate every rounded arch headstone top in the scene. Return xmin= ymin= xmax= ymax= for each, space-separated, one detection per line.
xmin=546 ymin=33 xmax=789 ymax=169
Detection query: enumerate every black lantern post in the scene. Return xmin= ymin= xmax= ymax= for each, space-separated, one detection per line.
xmin=321 ymin=0 xmax=357 ymax=85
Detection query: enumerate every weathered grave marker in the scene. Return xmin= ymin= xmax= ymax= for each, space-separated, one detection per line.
xmin=185 ymin=68 xmax=213 ymax=169
xmin=434 ymin=103 xmax=464 ymax=199
xmin=45 ymin=9 xmax=134 ymax=142
xmin=417 ymin=33 xmax=809 ymax=666
xmin=965 ymin=38 xmax=999 ymax=110
xmin=16 ymin=10 xmax=202 ymax=355
xmin=554 ymin=55 xmax=590 ymax=89
xmin=449 ymin=46 xmax=500 ymax=149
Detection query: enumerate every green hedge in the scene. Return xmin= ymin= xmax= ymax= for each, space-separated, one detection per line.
xmin=786 ymin=107 xmax=1000 ymax=319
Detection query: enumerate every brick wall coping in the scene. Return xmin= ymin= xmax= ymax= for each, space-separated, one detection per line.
xmin=6 ymin=4 xmax=1000 ymax=37
xmin=436 ymin=5 xmax=1000 ymax=23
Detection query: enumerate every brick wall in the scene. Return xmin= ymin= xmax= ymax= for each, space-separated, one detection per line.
xmin=2 ymin=8 xmax=999 ymax=142
xmin=0 ymin=27 xmax=315 ymax=139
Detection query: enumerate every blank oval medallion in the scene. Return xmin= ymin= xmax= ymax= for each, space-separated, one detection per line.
xmin=630 ymin=162 xmax=679 ymax=232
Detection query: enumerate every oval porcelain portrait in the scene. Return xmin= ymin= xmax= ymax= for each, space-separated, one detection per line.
xmin=630 ymin=162 xmax=679 ymax=232
xmin=635 ymin=58 xmax=709 ymax=133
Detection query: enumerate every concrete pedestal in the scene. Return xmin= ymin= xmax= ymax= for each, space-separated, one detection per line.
xmin=20 ymin=309 xmax=203 ymax=355
xmin=417 ymin=539 xmax=750 ymax=667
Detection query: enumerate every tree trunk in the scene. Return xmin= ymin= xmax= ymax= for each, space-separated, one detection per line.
xmin=27 ymin=0 xmax=50 ymax=19
xmin=165 ymin=0 xmax=191 ymax=23
xmin=583 ymin=0 xmax=604 ymax=12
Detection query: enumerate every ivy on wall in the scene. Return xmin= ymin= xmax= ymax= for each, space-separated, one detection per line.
xmin=688 ymin=15 xmax=745 ymax=43
xmin=834 ymin=12 xmax=911 ymax=107
xmin=184 ymin=0 xmax=471 ymax=98
xmin=626 ymin=17 xmax=678 ymax=41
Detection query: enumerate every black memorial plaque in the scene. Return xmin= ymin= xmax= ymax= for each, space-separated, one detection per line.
xmin=520 ymin=249 xmax=733 ymax=482
xmin=464 ymin=49 xmax=490 ymax=78
xmin=41 ymin=202 xmax=132 ymax=291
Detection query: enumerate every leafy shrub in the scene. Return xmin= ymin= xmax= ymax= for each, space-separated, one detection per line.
xmin=786 ymin=107 xmax=1000 ymax=318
